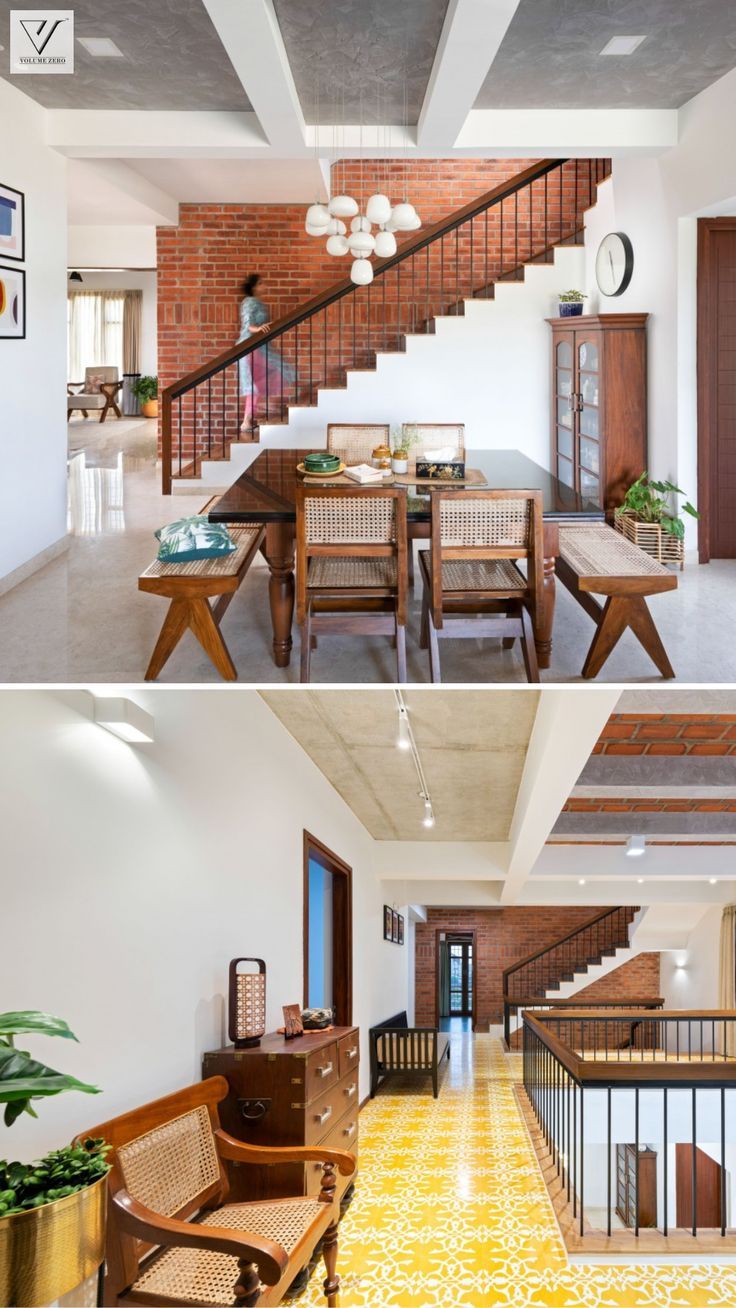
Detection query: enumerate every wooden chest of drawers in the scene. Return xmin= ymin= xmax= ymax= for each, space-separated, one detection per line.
xmin=203 ymin=1027 xmax=359 ymax=1202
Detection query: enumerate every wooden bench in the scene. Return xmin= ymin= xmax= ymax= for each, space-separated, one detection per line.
xmin=139 ymin=523 xmax=265 ymax=681
xmin=556 ymin=523 xmax=677 ymax=679
xmin=369 ymin=1010 xmax=450 ymax=1099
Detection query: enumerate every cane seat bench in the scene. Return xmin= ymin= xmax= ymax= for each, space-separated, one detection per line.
xmin=139 ymin=523 xmax=265 ymax=681
xmin=76 ymin=1077 xmax=356 ymax=1307
xmin=556 ymin=523 xmax=677 ymax=678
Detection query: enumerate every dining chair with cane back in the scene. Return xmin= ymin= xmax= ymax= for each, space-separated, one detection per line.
xmin=402 ymin=423 xmax=465 ymax=583
xmin=326 ymin=423 xmax=390 ymax=465
xmin=296 ymin=483 xmax=408 ymax=682
xmin=419 ymin=487 xmax=544 ymax=682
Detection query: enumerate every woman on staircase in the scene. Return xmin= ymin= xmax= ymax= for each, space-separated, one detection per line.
xmin=237 ymin=273 xmax=293 ymax=435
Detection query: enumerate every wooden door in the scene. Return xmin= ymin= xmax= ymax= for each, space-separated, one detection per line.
xmin=698 ymin=218 xmax=736 ymax=559
xmin=448 ymin=940 xmax=473 ymax=1017
xmin=675 ymin=1144 xmax=724 ymax=1229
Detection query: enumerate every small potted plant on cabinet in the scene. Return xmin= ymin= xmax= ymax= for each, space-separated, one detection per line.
xmin=615 ymin=472 xmax=699 ymax=569
xmin=390 ymin=423 xmax=419 ymax=474
xmin=0 ymin=1011 xmax=109 ymax=1307
xmin=133 ymin=374 xmax=159 ymax=418
xmin=558 ymin=289 xmax=587 ymax=318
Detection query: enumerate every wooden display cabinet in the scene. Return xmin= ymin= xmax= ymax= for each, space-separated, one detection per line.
xmin=616 ymin=1142 xmax=657 ymax=1229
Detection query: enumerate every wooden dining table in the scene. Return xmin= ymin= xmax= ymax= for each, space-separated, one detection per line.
xmin=209 ymin=447 xmax=604 ymax=670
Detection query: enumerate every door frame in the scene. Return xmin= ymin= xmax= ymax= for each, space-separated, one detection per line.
xmin=303 ymin=830 xmax=353 ymax=1025
xmin=434 ymin=928 xmax=477 ymax=1030
xmin=697 ymin=217 xmax=736 ymax=562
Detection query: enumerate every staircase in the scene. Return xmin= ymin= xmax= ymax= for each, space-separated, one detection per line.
xmin=162 ymin=157 xmax=611 ymax=493
xmin=502 ymin=905 xmax=640 ymax=1045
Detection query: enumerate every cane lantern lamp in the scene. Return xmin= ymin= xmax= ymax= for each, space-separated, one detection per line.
xmin=228 ymin=957 xmax=267 ymax=1047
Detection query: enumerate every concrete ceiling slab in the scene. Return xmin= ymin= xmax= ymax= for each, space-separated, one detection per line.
xmin=0 ymin=0 xmax=251 ymax=110
xmin=475 ymin=0 xmax=736 ymax=111
xmin=272 ymin=0 xmax=450 ymax=123
xmin=260 ymin=689 xmax=539 ymax=841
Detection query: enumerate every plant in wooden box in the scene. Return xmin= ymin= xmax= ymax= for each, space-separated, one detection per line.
xmin=558 ymin=288 xmax=587 ymax=318
xmin=615 ymin=472 xmax=699 ymax=570
xmin=0 ymin=1011 xmax=109 ymax=1308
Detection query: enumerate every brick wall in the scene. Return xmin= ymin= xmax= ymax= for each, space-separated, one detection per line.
xmin=157 ymin=157 xmax=602 ymax=458
xmin=593 ymin=714 xmax=736 ymax=757
xmin=414 ymin=907 xmax=660 ymax=1029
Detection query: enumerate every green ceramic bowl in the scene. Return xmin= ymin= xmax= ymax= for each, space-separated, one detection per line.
xmin=304 ymin=453 xmax=341 ymax=471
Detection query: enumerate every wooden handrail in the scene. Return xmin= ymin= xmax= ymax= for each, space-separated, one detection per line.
xmin=502 ymin=905 xmax=637 ymax=988
xmin=505 ymin=995 xmax=664 ymax=1009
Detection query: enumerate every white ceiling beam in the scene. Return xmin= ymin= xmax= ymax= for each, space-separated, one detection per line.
xmin=455 ymin=108 xmax=678 ymax=155
xmin=373 ymin=841 xmax=506 ymax=881
xmin=418 ymin=0 xmax=521 ymax=151
xmin=68 ymin=159 xmax=179 ymax=226
xmin=501 ymin=689 xmax=620 ymax=905
xmin=532 ymin=842 xmax=736 ymax=882
xmin=201 ymin=0 xmax=305 ymax=153
xmin=46 ymin=110 xmax=267 ymax=158
xmin=379 ymin=879 xmax=504 ymax=907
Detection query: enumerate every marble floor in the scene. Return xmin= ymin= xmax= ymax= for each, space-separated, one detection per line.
xmin=1 ymin=420 xmax=734 ymax=683
xmin=294 ymin=1034 xmax=736 ymax=1307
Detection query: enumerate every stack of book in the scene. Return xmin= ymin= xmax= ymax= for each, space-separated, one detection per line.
xmin=344 ymin=463 xmax=387 ymax=484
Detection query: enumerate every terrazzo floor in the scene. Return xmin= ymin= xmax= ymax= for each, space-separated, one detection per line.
xmin=294 ymin=1034 xmax=736 ymax=1307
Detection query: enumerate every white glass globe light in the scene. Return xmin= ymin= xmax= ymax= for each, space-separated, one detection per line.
xmin=374 ymin=229 xmax=397 ymax=258
xmin=305 ymin=220 xmax=329 ymax=237
xmin=392 ymin=202 xmax=417 ymax=231
xmin=327 ymin=218 xmax=347 ymax=236
xmin=405 ymin=211 xmax=422 ymax=231
xmin=329 ymin=195 xmax=359 ymax=219
xmin=350 ymin=258 xmax=374 ymax=286
xmin=306 ymin=203 xmax=330 ymax=227
xmin=349 ymin=230 xmax=375 ymax=256
xmin=384 ymin=213 xmax=399 ymax=233
xmin=350 ymin=215 xmax=372 ymax=233
xmin=366 ymin=193 xmax=392 ymax=225
xmin=326 ymin=234 xmax=350 ymax=256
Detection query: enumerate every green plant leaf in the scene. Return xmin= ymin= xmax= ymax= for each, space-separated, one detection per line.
xmin=0 ymin=1046 xmax=100 ymax=1127
xmin=661 ymin=515 xmax=685 ymax=540
xmin=683 ymin=501 xmax=700 ymax=518
xmin=0 ymin=1012 xmax=79 ymax=1042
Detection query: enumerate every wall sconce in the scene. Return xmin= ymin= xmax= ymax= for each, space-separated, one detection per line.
xmin=228 ymin=958 xmax=267 ymax=1047
xmin=93 ymin=696 xmax=154 ymax=744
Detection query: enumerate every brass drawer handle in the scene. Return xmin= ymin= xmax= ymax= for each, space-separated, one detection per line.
xmin=343 ymin=1123 xmax=356 ymax=1139
xmin=316 ymin=1106 xmax=333 ymax=1126
xmin=345 ymin=1047 xmax=358 ymax=1059
xmin=345 ymin=1083 xmax=357 ymax=1098
xmin=316 ymin=1062 xmax=333 ymax=1078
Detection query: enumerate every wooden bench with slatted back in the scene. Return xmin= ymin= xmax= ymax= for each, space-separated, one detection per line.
xmin=556 ymin=523 xmax=678 ymax=678
xmin=138 ymin=497 xmax=265 ymax=681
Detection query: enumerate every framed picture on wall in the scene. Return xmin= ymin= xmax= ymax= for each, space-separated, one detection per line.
xmin=383 ymin=904 xmax=393 ymax=941
xmin=398 ymin=914 xmax=404 ymax=945
xmin=0 ymin=184 xmax=24 ymax=262
xmin=391 ymin=909 xmax=399 ymax=943
xmin=0 ymin=264 xmax=25 ymax=339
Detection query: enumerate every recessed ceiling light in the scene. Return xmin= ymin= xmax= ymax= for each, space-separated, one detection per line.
xmin=625 ymin=835 xmax=646 ymax=858
xmin=637 ymin=878 xmax=644 ymax=884
xmin=77 ymin=36 xmax=124 ymax=57
xmin=600 ymin=35 xmax=646 ymax=57
xmin=94 ymin=696 xmax=154 ymax=744
xmin=578 ymin=878 xmax=586 ymax=886
xmin=709 ymin=878 xmax=718 ymax=885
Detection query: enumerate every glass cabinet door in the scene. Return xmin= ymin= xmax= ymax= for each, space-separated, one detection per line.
xmin=575 ymin=332 xmax=602 ymax=504
xmin=554 ymin=335 xmax=576 ymax=485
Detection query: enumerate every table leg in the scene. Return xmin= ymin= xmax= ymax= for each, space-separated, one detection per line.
xmin=536 ymin=524 xmax=559 ymax=670
xmin=264 ymin=521 xmax=296 ymax=668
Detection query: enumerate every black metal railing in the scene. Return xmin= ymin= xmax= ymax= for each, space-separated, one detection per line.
xmin=522 ymin=1010 xmax=736 ymax=1241
xmin=161 ymin=157 xmax=612 ymax=490
xmin=504 ymin=995 xmax=664 ymax=1051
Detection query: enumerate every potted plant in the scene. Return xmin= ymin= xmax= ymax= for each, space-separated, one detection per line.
xmin=558 ymin=289 xmax=587 ymax=318
xmin=615 ymin=472 xmax=699 ymax=569
xmin=390 ymin=423 xmax=418 ymax=474
xmin=133 ymin=375 xmax=159 ymax=418
xmin=0 ymin=1011 xmax=109 ymax=1307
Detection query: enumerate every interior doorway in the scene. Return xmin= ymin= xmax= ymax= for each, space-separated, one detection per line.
xmin=436 ymin=930 xmax=476 ymax=1029
xmin=675 ymin=1144 xmax=724 ymax=1229
xmin=303 ymin=831 xmax=352 ymax=1025
xmin=697 ymin=217 xmax=736 ymax=560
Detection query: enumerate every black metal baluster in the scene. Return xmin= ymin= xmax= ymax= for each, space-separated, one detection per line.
xmin=579 ymin=1085 xmax=584 ymax=1236
xmin=280 ymin=336 xmax=284 ymax=421
xmin=383 ymin=272 xmax=387 ymax=349
xmin=572 ymin=1081 xmax=577 ymax=1217
xmin=426 ymin=243 xmax=430 ymax=329
xmin=607 ymin=1087 xmax=612 ymax=1235
xmin=309 ymin=316 xmax=313 ymax=404
xmin=455 ymin=226 xmax=459 ymax=311
xmin=367 ymin=282 xmax=371 ymax=364
xmin=352 ymin=291 xmax=356 ymax=369
xmin=338 ymin=295 xmax=343 ymax=379
xmin=177 ymin=395 xmax=182 ymax=477
xmin=323 ymin=307 xmax=327 ymax=393
xmin=397 ymin=263 xmax=402 ymax=348
xmin=221 ymin=367 xmax=225 ymax=456
xmin=500 ymin=198 xmax=504 ymax=280
xmin=411 ymin=252 xmax=415 ymax=333
xmin=470 ymin=215 xmax=474 ymax=298
xmin=207 ymin=377 xmax=212 ymax=458
xmin=663 ymin=1087 xmax=668 ymax=1235
xmin=574 ymin=159 xmax=579 ymax=235
xmin=264 ymin=343 xmax=269 ymax=422
xmin=721 ymin=1086 xmax=726 ymax=1236
xmin=295 ymin=322 xmax=299 ymax=406
xmin=484 ymin=206 xmax=489 ymax=294
xmin=559 ymin=164 xmax=563 ymax=245
xmin=634 ymin=1087 xmax=640 ymax=1236
xmin=514 ymin=191 xmax=518 ymax=277
xmin=692 ymin=1087 xmax=697 ymax=1236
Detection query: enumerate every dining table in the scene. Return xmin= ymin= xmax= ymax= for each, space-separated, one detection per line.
xmin=209 ymin=447 xmax=604 ymax=671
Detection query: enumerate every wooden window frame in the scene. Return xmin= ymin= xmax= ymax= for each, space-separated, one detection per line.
xmin=696 ymin=217 xmax=736 ymax=563
xmin=434 ymin=928 xmax=477 ymax=1030
xmin=303 ymin=830 xmax=353 ymax=1026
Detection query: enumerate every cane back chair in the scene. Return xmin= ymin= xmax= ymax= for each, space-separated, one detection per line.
xmin=326 ymin=423 xmax=390 ymax=465
xmin=419 ymin=488 xmax=544 ymax=683
xmin=402 ymin=424 xmax=465 ymax=583
xmin=76 ymin=1076 xmax=355 ymax=1307
xmin=296 ymin=484 xmax=408 ymax=682
xmin=67 ymin=366 xmax=123 ymax=423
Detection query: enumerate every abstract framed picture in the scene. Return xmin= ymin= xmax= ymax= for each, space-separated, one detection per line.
xmin=383 ymin=904 xmax=393 ymax=941
xmin=398 ymin=914 xmax=404 ymax=945
xmin=0 ymin=184 xmax=24 ymax=262
xmin=0 ymin=265 xmax=25 ymax=339
xmin=392 ymin=909 xmax=399 ymax=943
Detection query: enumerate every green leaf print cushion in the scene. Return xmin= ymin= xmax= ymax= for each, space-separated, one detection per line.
xmin=155 ymin=516 xmax=237 ymax=563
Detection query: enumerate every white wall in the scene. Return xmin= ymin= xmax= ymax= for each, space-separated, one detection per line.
xmin=661 ymin=905 xmax=723 ymax=1013
xmin=0 ymin=690 xmax=409 ymax=1162
xmin=71 ymin=270 xmax=158 ymax=375
xmin=67 ymin=225 xmax=157 ymax=270
xmin=0 ymin=80 xmax=68 ymax=584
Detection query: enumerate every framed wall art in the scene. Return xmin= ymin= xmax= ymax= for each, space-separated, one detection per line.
xmin=391 ymin=909 xmax=399 ymax=943
xmin=384 ymin=904 xmax=393 ymax=941
xmin=398 ymin=914 xmax=404 ymax=945
xmin=0 ymin=184 xmax=24 ymax=262
xmin=0 ymin=264 xmax=25 ymax=339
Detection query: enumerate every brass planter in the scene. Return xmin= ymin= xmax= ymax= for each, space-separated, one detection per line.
xmin=0 ymin=1174 xmax=106 ymax=1307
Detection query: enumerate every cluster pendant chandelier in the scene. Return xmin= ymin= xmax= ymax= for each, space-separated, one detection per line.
xmin=304 ymin=80 xmax=421 ymax=286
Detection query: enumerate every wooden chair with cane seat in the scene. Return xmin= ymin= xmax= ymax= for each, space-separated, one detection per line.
xmin=402 ymin=424 xmax=465 ymax=583
xmin=76 ymin=1077 xmax=356 ymax=1308
xmin=296 ymin=484 xmax=408 ymax=682
xmin=326 ymin=423 xmax=390 ymax=465
xmin=419 ymin=488 xmax=544 ymax=683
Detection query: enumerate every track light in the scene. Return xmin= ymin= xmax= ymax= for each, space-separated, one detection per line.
xmin=625 ymin=835 xmax=646 ymax=858
xmin=394 ymin=690 xmax=435 ymax=830
xmin=397 ymin=707 xmax=411 ymax=751
xmin=423 ymin=799 xmax=435 ymax=829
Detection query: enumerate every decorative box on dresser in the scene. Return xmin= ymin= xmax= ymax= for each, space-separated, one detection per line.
xmin=548 ymin=313 xmax=648 ymax=514
xmin=203 ymin=1026 xmax=360 ymax=1204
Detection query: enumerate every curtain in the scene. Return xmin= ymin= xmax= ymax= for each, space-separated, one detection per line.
xmin=122 ymin=290 xmax=142 ymax=373
xmin=719 ymin=904 xmax=736 ymax=1055
xmin=67 ymin=291 xmax=125 ymax=381
xmin=439 ymin=940 xmax=450 ymax=1019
